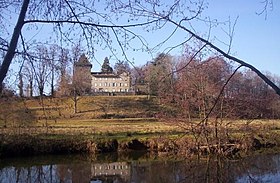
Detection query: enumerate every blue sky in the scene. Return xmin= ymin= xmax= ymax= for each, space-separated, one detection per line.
xmin=89 ymin=0 xmax=280 ymax=76
xmin=5 ymin=0 xmax=280 ymax=80
xmin=204 ymin=0 xmax=280 ymax=76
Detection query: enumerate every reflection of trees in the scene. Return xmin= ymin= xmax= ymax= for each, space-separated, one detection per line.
xmin=130 ymin=155 xmax=280 ymax=183
xmin=0 ymin=166 xmax=50 ymax=183
xmin=56 ymin=163 xmax=92 ymax=183
xmin=1 ymin=153 xmax=280 ymax=182
xmin=235 ymin=154 xmax=280 ymax=182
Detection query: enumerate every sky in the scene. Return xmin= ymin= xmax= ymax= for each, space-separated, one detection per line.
xmin=3 ymin=0 xmax=280 ymax=90
xmin=90 ymin=0 xmax=280 ymax=76
xmin=204 ymin=0 xmax=280 ymax=76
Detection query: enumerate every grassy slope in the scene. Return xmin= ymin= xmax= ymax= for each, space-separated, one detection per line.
xmin=0 ymin=95 xmax=183 ymax=140
xmin=25 ymin=95 xmax=163 ymax=119
xmin=1 ymin=95 xmax=280 ymax=139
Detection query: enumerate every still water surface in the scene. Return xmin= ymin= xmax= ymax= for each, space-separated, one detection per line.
xmin=1 ymin=151 xmax=280 ymax=183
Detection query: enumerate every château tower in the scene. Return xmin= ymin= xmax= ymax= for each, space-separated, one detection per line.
xmin=73 ymin=54 xmax=92 ymax=93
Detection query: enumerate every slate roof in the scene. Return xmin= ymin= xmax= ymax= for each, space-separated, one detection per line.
xmin=91 ymin=72 xmax=120 ymax=78
xmin=74 ymin=54 xmax=92 ymax=67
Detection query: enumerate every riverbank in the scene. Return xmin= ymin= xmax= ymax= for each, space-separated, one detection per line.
xmin=1 ymin=96 xmax=280 ymax=158
xmin=1 ymin=129 xmax=279 ymax=158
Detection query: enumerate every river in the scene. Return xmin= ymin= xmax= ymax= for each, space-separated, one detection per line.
xmin=1 ymin=151 xmax=280 ymax=183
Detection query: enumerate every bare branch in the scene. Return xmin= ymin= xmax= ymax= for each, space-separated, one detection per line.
xmin=164 ymin=17 xmax=280 ymax=96
xmin=200 ymin=64 xmax=243 ymax=125
xmin=64 ymin=0 xmax=92 ymax=55
xmin=23 ymin=18 xmax=165 ymax=29
xmin=256 ymin=0 xmax=274 ymax=19
xmin=0 ymin=0 xmax=29 ymax=90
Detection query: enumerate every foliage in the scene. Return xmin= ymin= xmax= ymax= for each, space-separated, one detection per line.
xmin=143 ymin=53 xmax=174 ymax=96
xmin=101 ymin=57 xmax=113 ymax=74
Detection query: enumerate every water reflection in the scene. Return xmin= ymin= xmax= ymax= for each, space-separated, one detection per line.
xmin=1 ymin=152 xmax=280 ymax=183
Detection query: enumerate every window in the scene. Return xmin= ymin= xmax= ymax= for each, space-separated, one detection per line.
xmin=94 ymin=78 xmax=97 ymax=80
xmin=99 ymin=83 xmax=102 ymax=86
xmin=99 ymin=78 xmax=102 ymax=80
xmin=94 ymin=83 xmax=97 ymax=87
xmin=112 ymin=83 xmax=115 ymax=87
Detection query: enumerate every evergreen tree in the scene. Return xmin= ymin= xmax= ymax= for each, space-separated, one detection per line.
xmin=101 ymin=57 xmax=113 ymax=73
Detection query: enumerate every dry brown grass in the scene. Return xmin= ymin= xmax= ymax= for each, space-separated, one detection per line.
xmin=0 ymin=96 xmax=184 ymax=138
xmin=1 ymin=96 xmax=279 ymax=141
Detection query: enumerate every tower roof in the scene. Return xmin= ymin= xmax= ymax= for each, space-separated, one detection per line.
xmin=74 ymin=54 xmax=92 ymax=67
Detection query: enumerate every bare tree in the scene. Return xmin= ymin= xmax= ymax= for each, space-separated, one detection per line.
xmin=32 ymin=45 xmax=51 ymax=96
xmin=0 ymin=0 xmax=279 ymax=97
xmin=70 ymin=72 xmax=90 ymax=114
xmin=48 ymin=45 xmax=59 ymax=96
xmin=131 ymin=66 xmax=147 ymax=94
xmin=114 ymin=60 xmax=131 ymax=75
xmin=22 ymin=61 xmax=34 ymax=97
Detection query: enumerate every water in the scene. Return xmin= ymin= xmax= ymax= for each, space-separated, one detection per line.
xmin=1 ymin=152 xmax=280 ymax=183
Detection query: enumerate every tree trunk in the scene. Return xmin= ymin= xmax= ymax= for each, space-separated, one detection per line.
xmin=0 ymin=0 xmax=30 ymax=91
xmin=73 ymin=92 xmax=78 ymax=114
xmin=74 ymin=97 xmax=77 ymax=114
xmin=18 ymin=73 xmax=24 ymax=97
xmin=51 ymin=71 xmax=54 ymax=96
xmin=39 ymin=85 xmax=44 ymax=96
xmin=29 ymin=80 xmax=33 ymax=97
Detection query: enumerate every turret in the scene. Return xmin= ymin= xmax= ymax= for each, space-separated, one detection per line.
xmin=73 ymin=54 xmax=93 ymax=93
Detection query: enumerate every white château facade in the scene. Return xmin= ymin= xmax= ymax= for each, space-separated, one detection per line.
xmin=91 ymin=72 xmax=130 ymax=92
xmin=73 ymin=54 xmax=131 ymax=93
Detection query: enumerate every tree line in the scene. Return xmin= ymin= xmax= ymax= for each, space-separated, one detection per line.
xmin=1 ymin=0 xmax=279 ymax=121
xmin=136 ymin=53 xmax=280 ymax=119
xmin=1 ymin=0 xmax=279 ymax=97
xmin=1 ymin=42 xmax=280 ymax=120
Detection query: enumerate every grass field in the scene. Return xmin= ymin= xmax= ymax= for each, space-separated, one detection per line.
xmin=0 ymin=95 xmax=184 ymax=140
xmin=1 ymin=95 xmax=280 ymax=140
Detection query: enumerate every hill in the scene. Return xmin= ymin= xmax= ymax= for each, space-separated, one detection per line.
xmin=0 ymin=95 xmax=181 ymax=136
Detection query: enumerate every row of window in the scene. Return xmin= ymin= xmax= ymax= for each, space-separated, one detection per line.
xmin=94 ymin=82 xmax=128 ymax=87
xmin=94 ymin=88 xmax=129 ymax=92
xmin=94 ymin=164 xmax=129 ymax=170
xmin=94 ymin=77 xmax=123 ymax=81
